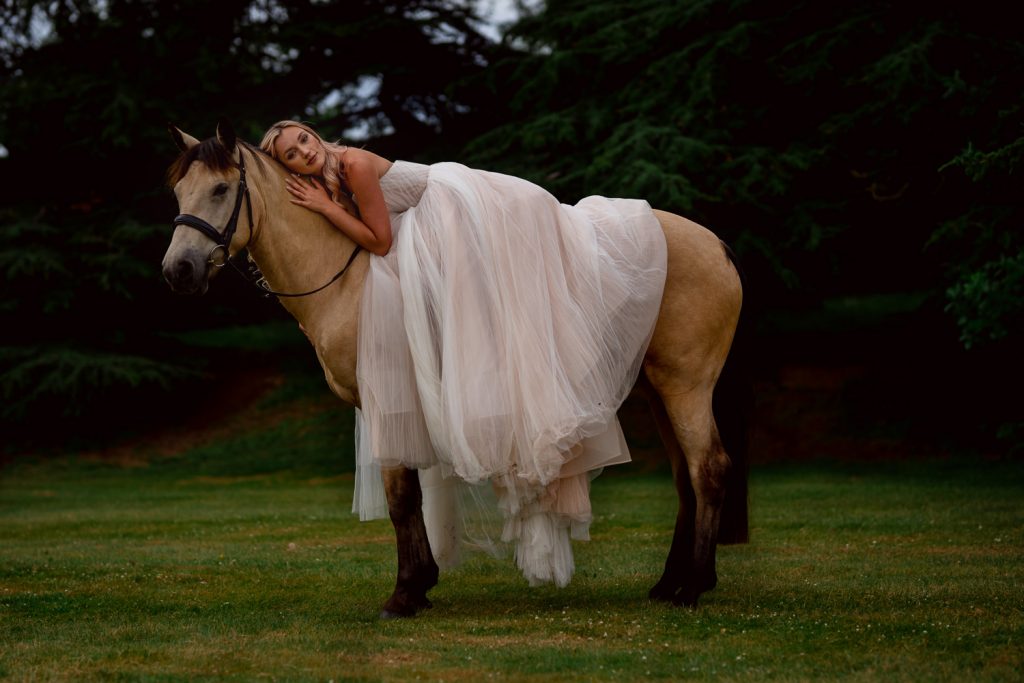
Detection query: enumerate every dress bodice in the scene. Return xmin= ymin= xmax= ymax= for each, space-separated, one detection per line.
xmin=379 ymin=161 xmax=430 ymax=214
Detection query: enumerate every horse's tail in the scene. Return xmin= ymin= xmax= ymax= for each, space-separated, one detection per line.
xmin=714 ymin=240 xmax=752 ymax=545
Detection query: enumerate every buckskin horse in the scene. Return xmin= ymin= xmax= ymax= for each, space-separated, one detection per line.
xmin=161 ymin=122 xmax=748 ymax=617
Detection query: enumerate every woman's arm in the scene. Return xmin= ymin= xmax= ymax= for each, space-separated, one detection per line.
xmin=285 ymin=153 xmax=393 ymax=255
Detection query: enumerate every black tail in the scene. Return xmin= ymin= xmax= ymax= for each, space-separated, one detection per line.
xmin=713 ymin=240 xmax=752 ymax=544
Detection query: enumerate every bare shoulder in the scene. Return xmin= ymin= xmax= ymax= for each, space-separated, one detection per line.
xmin=343 ymin=147 xmax=393 ymax=181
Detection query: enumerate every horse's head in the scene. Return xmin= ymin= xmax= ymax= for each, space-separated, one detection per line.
xmin=162 ymin=120 xmax=255 ymax=295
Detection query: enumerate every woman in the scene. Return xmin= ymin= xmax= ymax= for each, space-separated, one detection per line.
xmin=260 ymin=120 xmax=667 ymax=587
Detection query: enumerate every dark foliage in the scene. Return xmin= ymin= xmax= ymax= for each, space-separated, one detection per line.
xmin=0 ymin=0 xmax=498 ymax=444
xmin=461 ymin=0 xmax=1023 ymax=311
xmin=453 ymin=0 xmax=1023 ymax=449
xmin=0 ymin=0 xmax=1019 ymax=450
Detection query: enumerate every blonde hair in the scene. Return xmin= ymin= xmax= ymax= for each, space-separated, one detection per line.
xmin=260 ymin=120 xmax=352 ymax=208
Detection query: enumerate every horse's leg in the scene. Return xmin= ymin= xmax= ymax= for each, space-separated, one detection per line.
xmin=380 ymin=466 xmax=439 ymax=619
xmin=645 ymin=383 xmax=697 ymax=602
xmin=641 ymin=211 xmax=745 ymax=606
xmin=658 ymin=387 xmax=730 ymax=607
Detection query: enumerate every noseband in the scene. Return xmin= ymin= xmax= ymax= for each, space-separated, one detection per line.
xmin=171 ymin=149 xmax=362 ymax=298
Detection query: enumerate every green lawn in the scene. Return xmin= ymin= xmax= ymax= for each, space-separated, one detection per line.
xmin=1 ymin=396 xmax=1022 ymax=681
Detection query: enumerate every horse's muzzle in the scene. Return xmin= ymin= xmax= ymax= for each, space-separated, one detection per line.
xmin=162 ymin=252 xmax=209 ymax=295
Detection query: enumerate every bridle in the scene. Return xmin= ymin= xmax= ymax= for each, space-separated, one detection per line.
xmin=172 ymin=148 xmax=362 ymax=298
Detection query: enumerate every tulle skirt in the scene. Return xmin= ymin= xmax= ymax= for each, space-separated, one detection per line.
xmin=353 ymin=161 xmax=666 ymax=586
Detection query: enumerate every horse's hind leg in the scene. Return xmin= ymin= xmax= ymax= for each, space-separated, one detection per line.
xmin=651 ymin=386 xmax=730 ymax=607
xmin=646 ymin=383 xmax=697 ymax=602
xmin=380 ymin=466 xmax=439 ymax=619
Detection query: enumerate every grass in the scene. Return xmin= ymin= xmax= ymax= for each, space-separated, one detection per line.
xmin=1 ymin=373 xmax=1022 ymax=681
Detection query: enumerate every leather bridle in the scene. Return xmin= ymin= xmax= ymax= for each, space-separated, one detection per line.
xmin=171 ymin=148 xmax=362 ymax=298
xmin=173 ymin=146 xmax=253 ymax=270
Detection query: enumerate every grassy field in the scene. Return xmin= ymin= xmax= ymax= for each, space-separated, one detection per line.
xmin=2 ymin=371 xmax=1022 ymax=681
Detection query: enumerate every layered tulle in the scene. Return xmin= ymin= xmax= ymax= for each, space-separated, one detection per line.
xmin=354 ymin=161 xmax=666 ymax=586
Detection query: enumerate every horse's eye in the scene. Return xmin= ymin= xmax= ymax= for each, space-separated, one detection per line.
xmin=213 ymin=183 xmax=229 ymax=197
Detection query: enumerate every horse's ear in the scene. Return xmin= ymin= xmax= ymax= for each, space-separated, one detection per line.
xmin=168 ymin=124 xmax=199 ymax=151
xmin=216 ymin=118 xmax=236 ymax=152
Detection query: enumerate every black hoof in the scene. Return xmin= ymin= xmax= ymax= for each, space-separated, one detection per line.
xmin=673 ymin=587 xmax=700 ymax=608
xmin=700 ymin=570 xmax=718 ymax=593
xmin=380 ymin=587 xmax=434 ymax=619
xmin=648 ymin=580 xmax=679 ymax=602
xmin=380 ymin=595 xmax=418 ymax=619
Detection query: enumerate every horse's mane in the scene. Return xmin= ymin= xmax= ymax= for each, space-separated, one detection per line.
xmin=165 ymin=138 xmax=272 ymax=187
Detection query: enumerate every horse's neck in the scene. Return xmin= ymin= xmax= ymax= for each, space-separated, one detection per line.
xmin=245 ymin=160 xmax=360 ymax=324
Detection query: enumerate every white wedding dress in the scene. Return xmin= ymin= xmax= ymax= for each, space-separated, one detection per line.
xmin=352 ymin=161 xmax=667 ymax=587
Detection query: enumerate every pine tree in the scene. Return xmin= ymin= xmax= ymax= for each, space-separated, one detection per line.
xmin=0 ymin=0 xmax=498 ymax=440
xmin=460 ymin=0 xmax=1024 ymax=321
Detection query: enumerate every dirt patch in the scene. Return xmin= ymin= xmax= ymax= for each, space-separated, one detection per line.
xmin=368 ymin=650 xmax=439 ymax=667
xmin=76 ymin=366 xmax=336 ymax=465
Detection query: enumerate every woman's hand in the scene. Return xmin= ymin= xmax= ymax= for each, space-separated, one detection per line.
xmin=285 ymin=175 xmax=334 ymax=214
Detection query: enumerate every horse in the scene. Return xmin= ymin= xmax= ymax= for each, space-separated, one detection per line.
xmin=161 ymin=121 xmax=748 ymax=617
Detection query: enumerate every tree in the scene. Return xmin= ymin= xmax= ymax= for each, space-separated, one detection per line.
xmin=454 ymin=0 xmax=1024 ymax=451
xmin=0 ymin=0 xmax=499 ymax=442
xmin=460 ymin=0 xmax=1024 ymax=314
xmin=934 ymin=138 xmax=1023 ymax=349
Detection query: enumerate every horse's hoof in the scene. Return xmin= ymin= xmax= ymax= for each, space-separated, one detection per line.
xmin=380 ymin=595 xmax=418 ymax=619
xmin=673 ymin=588 xmax=700 ymax=609
xmin=648 ymin=581 xmax=678 ymax=602
xmin=414 ymin=595 xmax=433 ymax=609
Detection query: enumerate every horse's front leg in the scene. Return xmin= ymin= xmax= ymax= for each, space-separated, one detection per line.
xmin=380 ymin=466 xmax=439 ymax=619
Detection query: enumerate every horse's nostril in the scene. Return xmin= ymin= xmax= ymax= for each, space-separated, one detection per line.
xmin=175 ymin=259 xmax=194 ymax=281
xmin=164 ymin=258 xmax=195 ymax=288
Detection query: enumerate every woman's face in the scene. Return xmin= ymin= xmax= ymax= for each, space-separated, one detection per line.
xmin=273 ymin=126 xmax=325 ymax=175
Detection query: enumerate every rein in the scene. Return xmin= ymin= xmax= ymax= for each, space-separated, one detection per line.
xmin=172 ymin=149 xmax=362 ymax=298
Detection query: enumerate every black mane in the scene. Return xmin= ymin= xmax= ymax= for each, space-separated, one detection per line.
xmin=166 ymin=138 xmax=269 ymax=186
